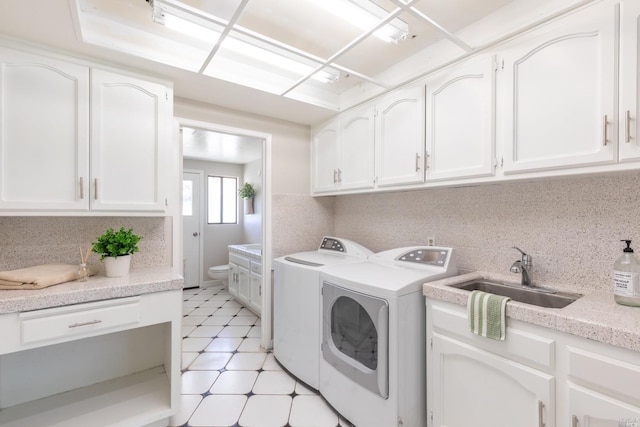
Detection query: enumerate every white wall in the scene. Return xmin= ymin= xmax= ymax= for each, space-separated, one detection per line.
xmin=175 ymin=99 xmax=332 ymax=259
xmin=175 ymin=99 xmax=310 ymax=195
xmin=243 ymin=158 xmax=263 ymax=244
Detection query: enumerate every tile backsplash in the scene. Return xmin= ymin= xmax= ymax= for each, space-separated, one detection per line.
xmin=333 ymin=172 xmax=640 ymax=294
xmin=0 ymin=217 xmax=170 ymax=273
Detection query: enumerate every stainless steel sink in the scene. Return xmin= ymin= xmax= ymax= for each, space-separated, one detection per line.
xmin=449 ymin=280 xmax=582 ymax=309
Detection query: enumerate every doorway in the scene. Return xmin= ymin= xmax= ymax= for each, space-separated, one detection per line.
xmin=182 ymin=170 xmax=203 ymax=288
xmin=177 ymin=117 xmax=273 ymax=350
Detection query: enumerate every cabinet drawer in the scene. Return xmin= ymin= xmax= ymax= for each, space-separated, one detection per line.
xmin=250 ymin=261 xmax=262 ymax=275
xmin=429 ymin=301 xmax=555 ymax=370
xmin=229 ymin=253 xmax=250 ymax=268
xmin=20 ymin=297 xmax=140 ymax=344
xmin=568 ymin=346 xmax=640 ymax=405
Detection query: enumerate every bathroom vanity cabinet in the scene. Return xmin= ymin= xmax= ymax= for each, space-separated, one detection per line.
xmin=228 ymin=245 xmax=262 ymax=316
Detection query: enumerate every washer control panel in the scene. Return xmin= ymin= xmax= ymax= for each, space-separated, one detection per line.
xmin=397 ymin=248 xmax=449 ymax=266
xmin=319 ymin=237 xmax=345 ymax=252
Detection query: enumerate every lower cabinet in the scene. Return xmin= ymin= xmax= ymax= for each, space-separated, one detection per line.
xmin=228 ymin=261 xmax=240 ymax=297
xmin=228 ymin=252 xmax=261 ymax=316
xmin=431 ymin=334 xmax=554 ymax=427
xmin=0 ymin=291 xmax=182 ymax=427
xmin=426 ymin=299 xmax=640 ymax=427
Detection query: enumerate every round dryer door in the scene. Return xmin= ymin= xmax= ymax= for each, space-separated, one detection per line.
xmin=321 ymin=281 xmax=389 ymax=399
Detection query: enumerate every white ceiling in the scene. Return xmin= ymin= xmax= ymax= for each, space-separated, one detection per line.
xmin=0 ymin=0 xmax=518 ymax=125
xmin=182 ymin=126 xmax=263 ymax=164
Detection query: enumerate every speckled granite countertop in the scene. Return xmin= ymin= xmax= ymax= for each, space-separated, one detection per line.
xmin=228 ymin=244 xmax=262 ymax=261
xmin=0 ymin=266 xmax=183 ymax=314
xmin=423 ymin=271 xmax=640 ymax=353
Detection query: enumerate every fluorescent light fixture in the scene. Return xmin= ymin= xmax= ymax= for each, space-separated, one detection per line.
xmin=152 ymin=6 xmax=219 ymax=42
xmin=222 ymin=37 xmax=339 ymax=84
xmin=151 ymin=1 xmax=339 ymax=84
xmin=309 ymin=0 xmax=408 ymax=43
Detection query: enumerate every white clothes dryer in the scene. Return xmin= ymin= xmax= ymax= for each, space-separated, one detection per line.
xmin=273 ymin=236 xmax=373 ymax=390
xmin=319 ymin=246 xmax=457 ymax=427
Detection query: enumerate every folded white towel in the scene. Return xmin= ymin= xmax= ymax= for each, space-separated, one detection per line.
xmin=468 ymin=290 xmax=510 ymax=340
xmin=0 ymin=264 xmax=97 ymax=290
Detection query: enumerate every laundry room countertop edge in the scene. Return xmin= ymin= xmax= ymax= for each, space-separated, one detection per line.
xmin=0 ymin=265 xmax=183 ymax=314
xmin=423 ymin=271 xmax=640 ymax=353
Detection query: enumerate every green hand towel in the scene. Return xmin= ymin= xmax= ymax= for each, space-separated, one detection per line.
xmin=468 ymin=290 xmax=510 ymax=340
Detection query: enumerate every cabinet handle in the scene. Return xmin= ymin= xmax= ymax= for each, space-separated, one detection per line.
xmin=603 ymin=115 xmax=609 ymax=146
xmin=94 ymin=178 xmax=98 ymax=200
xmin=337 ymin=168 xmax=342 ymax=183
xmin=425 ymin=151 xmax=430 ymax=170
xmin=538 ymin=401 xmax=545 ymax=427
xmin=572 ymin=415 xmax=578 ymax=427
xmin=626 ymin=110 xmax=632 ymax=143
xmin=333 ymin=169 xmax=337 ymax=183
xmin=79 ymin=177 xmax=84 ymax=200
xmin=68 ymin=319 xmax=102 ymax=328
xmin=415 ymin=153 xmax=421 ymax=171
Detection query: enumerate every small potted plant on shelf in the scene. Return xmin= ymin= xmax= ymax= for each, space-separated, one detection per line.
xmin=92 ymin=227 xmax=142 ymax=278
xmin=239 ymin=182 xmax=256 ymax=214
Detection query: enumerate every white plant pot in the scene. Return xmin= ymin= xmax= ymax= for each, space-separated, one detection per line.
xmin=104 ymin=254 xmax=131 ymax=278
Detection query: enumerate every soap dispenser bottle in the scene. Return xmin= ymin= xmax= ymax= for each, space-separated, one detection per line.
xmin=614 ymin=240 xmax=640 ymax=307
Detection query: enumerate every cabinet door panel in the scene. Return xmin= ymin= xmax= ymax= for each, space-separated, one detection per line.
xmin=340 ymin=107 xmax=375 ymax=191
xmin=228 ymin=263 xmax=239 ymax=297
xmin=90 ymin=69 xmax=166 ymax=211
xmin=311 ymin=122 xmax=339 ymax=193
xmin=0 ymin=49 xmax=89 ymax=210
xmin=249 ymin=272 xmax=262 ymax=315
xmin=619 ymin=0 xmax=640 ymax=161
xmin=431 ymin=333 xmax=554 ymax=427
xmin=375 ymin=85 xmax=425 ymax=187
xmin=568 ymin=384 xmax=640 ymax=427
xmin=501 ymin=4 xmax=616 ymax=173
xmin=238 ymin=265 xmax=250 ymax=303
xmin=426 ymin=56 xmax=495 ymax=181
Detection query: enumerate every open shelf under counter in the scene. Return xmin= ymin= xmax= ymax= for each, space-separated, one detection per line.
xmin=0 ymin=272 xmax=183 ymax=427
xmin=0 ymin=367 xmax=171 ymax=427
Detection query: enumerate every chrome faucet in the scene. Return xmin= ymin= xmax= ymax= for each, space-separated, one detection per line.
xmin=510 ymin=247 xmax=533 ymax=287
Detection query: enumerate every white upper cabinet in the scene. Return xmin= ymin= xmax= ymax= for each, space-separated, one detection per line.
xmin=425 ymin=55 xmax=496 ymax=181
xmin=375 ymin=85 xmax=426 ymax=187
xmin=499 ymin=2 xmax=617 ymax=174
xmin=311 ymin=105 xmax=375 ymax=194
xmin=90 ymin=69 xmax=168 ymax=212
xmin=619 ymin=0 xmax=640 ymax=162
xmin=339 ymin=105 xmax=375 ymax=191
xmin=311 ymin=120 xmax=340 ymax=193
xmin=0 ymin=48 xmax=89 ymax=211
xmin=0 ymin=47 xmax=171 ymax=214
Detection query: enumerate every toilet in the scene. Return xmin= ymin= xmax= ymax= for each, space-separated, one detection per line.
xmin=207 ymin=264 xmax=229 ymax=288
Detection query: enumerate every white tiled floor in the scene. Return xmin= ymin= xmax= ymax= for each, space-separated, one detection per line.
xmin=170 ymin=285 xmax=349 ymax=427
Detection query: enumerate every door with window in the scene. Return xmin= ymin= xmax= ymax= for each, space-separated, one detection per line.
xmin=183 ymin=171 xmax=202 ymax=288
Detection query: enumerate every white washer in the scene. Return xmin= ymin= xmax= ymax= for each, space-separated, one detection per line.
xmin=273 ymin=237 xmax=373 ymax=390
xmin=319 ymin=246 xmax=457 ymax=427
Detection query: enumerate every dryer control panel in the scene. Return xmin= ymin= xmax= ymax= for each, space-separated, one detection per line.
xmin=397 ymin=248 xmax=449 ymax=266
xmin=319 ymin=237 xmax=345 ymax=252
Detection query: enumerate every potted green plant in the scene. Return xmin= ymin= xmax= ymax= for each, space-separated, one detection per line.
xmin=239 ymin=182 xmax=256 ymax=214
xmin=92 ymin=227 xmax=142 ymax=277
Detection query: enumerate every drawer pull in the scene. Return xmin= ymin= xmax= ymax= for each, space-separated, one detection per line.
xmin=572 ymin=415 xmax=578 ymax=427
xmin=68 ymin=319 xmax=103 ymax=328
